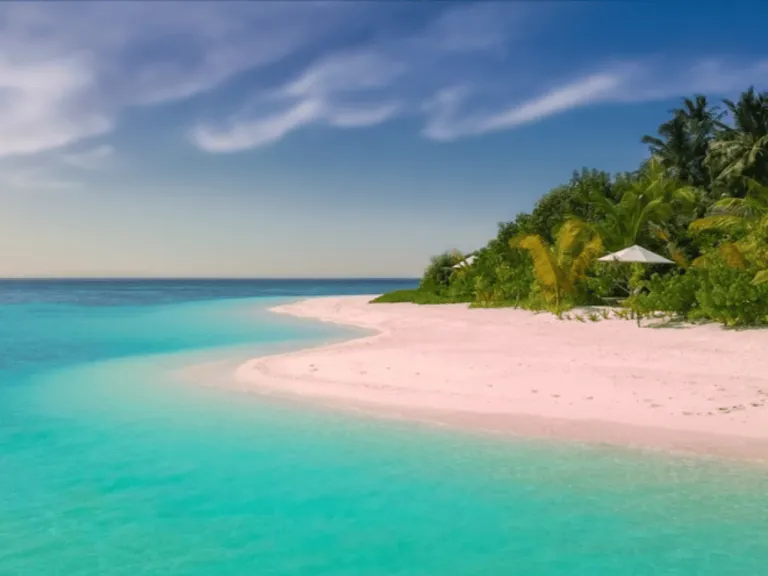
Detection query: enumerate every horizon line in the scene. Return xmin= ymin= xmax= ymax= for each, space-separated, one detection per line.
xmin=0 ymin=276 xmax=420 ymax=282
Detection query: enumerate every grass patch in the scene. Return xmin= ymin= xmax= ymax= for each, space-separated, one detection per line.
xmin=370 ymin=289 xmax=466 ymax=305
xmin=469 ymin=300 xmax=520 ymax=309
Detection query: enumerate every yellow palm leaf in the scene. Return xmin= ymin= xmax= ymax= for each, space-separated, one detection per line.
xmin=752 ymin=270 xmax=768 ymax=285
xmin=668 ymin=247 xmax=690 ymax=268
xmin=571 ymin=234 xmax=603 ymax=281
xmin=690 ymin=214 xmax=744 ymax=232
xmin=719 ymin=243 xmax=748 ymax=269
xmin=516 ymin=235 xmax=559 ymax=292
xmin=691 ymin=255 xmax=709 ymax=268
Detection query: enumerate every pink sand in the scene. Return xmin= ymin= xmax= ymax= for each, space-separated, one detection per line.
xmin=235 ymin=296 xmax=768 ymax=460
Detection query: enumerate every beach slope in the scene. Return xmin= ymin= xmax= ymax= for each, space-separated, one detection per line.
xmin=236 ymin=296 xmax=768 ymax=459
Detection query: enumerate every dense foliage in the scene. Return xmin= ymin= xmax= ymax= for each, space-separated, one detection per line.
xmin=378 ymin=87 xmax=768 ymax=327
xmin=371 ymin=289 xmax=462 ymax=305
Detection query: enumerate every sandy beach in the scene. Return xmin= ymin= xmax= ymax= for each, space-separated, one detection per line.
xmin=235 ymin=296 xmax=768 ymax=460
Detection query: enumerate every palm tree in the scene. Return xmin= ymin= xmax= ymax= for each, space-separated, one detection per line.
xmin=642 ymin=114 xmax=692 ymax=181
xmin=680 ymin=95 xmax=724 ymax=187
xmin=642 ymin=95 xmax=722 ymax=187
xmin=586 ymin=157 xmax=697 ymax=252
xmin=690 ymin=177 xmax=768 ymax=283
xmin=511 ymin=218 xmax=603 ymax=312
xmin=707 ymin=87 xmax=768 ymax=189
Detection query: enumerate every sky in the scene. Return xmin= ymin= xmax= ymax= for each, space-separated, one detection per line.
xmin=1 ymin=1 xmax=767 ymax=278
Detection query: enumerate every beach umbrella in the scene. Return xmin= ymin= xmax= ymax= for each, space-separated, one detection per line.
xmin=597 ymin=244 xmax=674 ymax=265
xmin=597 ymin=246 xmax=675 ymax=316
xmin=452 ymin=255 xmax=477 ymax=269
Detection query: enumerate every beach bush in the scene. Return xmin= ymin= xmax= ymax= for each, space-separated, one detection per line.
xmin=631 ymin=270 xmax=700 ymax=317
xmin=693 ymin=264 xmax=768 ymax=326
xmin=474 ymin=261 xmax=534 ymax=306
xmin=371 ymin=289 xmax=462 ymax=305
xmin=445 ymin=270 xmax=475 ymax=301
xmin=630 ymin=262 xmax=768 ymax=326
xmin=526 ymin=169 xmax=612 ymax=243
xmin=419 ymin=251 xmax=459 ymax=294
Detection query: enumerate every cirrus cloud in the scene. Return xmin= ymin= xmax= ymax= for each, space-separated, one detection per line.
xmin=0 ymin=1 xmax=766 ymax=161
xmin=187 ymin=3 xmax=768 ymax=152
xmin=0 ymin=1 xmax=367 ymax=158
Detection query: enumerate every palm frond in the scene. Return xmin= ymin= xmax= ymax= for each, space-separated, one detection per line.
xmin=719 ymin=242 xmax=748 ymax=269
xmin=516 ymin=235 xmax=559 ymax=293
xmin=691 ymin=255 xmax=710 ymax=268
xmin=690 ymin=214 xmax=745 ymax=232
xmin=669 ymin=247 xmax=690 ymax=268
xmin=673 ymin=186 xmax=700 ymax=205
xmin=744 ymin=177 xmax=768 ymax=200
xmin=751 ymin=270 xmax=768 ymax=285
xmin=571 ymin=234 xmax=603 ymax=280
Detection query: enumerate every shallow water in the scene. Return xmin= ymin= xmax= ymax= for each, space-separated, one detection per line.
xmin=1 ymin=280 xmax=766 ymax=575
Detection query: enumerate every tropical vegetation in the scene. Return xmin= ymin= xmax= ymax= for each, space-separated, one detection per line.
xmin=373 ymin=87 xmax=768 ymax=327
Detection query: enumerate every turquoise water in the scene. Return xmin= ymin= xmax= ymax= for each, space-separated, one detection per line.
xmin=1 ymin=280 xmax=766 ymax=575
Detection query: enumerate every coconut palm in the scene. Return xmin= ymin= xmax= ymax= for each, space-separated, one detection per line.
xmin=642 ymin=115 xmax=692 ymax=181
xmin=707 ymin=87 xmax=768 ymax=188
xmin=642 ymin=95 xmax=722 ymax=187
xmin=585 ymin=157 xmax=697 ymax=252
xmin=511 ymin=218 xmax=603 ymax=312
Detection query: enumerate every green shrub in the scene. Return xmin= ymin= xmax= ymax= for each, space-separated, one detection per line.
xmin=419 ymin=252 xmax=457 ymax=294
xmin=694 ymin=264 xmax=768 ymax=327
xmin=632 ymin=270 xmax=700 ymax=317
xmin=520 ymin=281 xmax=563 ymax=312
xmin=446 ymin=269 xmax=475 ymax=301
xmin=493 ymin=261 xmax=534 ymax=304
xmin=584 ymin=264 xmax=624 ymax=302
xmin=472 ymin=274 xmax=495 ymax=306
xmin=631 ymin=263 xmax=768 ymax=327
xmin=371 ymin=289 xmax=462 ymax=305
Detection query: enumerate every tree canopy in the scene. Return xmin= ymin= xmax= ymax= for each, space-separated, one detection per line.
xmin=385 ymin=86 xmax=768 ymax=327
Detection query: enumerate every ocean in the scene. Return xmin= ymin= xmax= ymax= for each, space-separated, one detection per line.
xmin=1 ymin=279 xmax=766 ymax=575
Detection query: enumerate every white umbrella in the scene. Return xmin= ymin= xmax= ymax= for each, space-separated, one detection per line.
xmin=452 ymin=255 xmax=477 ymax=269
xmin=598 ymin=245 xmax=674 ymax=265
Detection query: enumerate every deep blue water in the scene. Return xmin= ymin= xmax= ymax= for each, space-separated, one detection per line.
xmin=1 ymin=279 xmax=767 ymax=575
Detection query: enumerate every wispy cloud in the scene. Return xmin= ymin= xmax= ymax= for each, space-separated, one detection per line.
xmin=423 ymin=72 xmax=625 ymax=141
xmin=1 ymin=2 xmax=766 ymax=161
xmin=189 ymin=4 xmax=519 ymax=152
xmin=328 ymin=103 xmax=402 ymax=128
xmin=0 ymin=164 xmax=79 ymax=191
xmin=190 ymin=49 xmax=406 ymax=152
xmin=192 ymin=100 xmax=324 ymax=152
xmin=188 ymin=3 xmax=768 ymax=151
xmin=58 ymin=145 xmax=115 ymax=170
xmin=0 ymin=2 xmax=364 ymax=158
xmin=0 ymin=53 xmax=111 ymax=157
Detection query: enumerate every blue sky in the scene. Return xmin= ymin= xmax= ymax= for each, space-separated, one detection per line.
xmin=1 ymin=1 xmax=767 ymax=278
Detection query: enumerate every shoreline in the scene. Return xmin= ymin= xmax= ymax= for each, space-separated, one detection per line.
xmin=233 ymin=295 xmax=768 ymax=462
